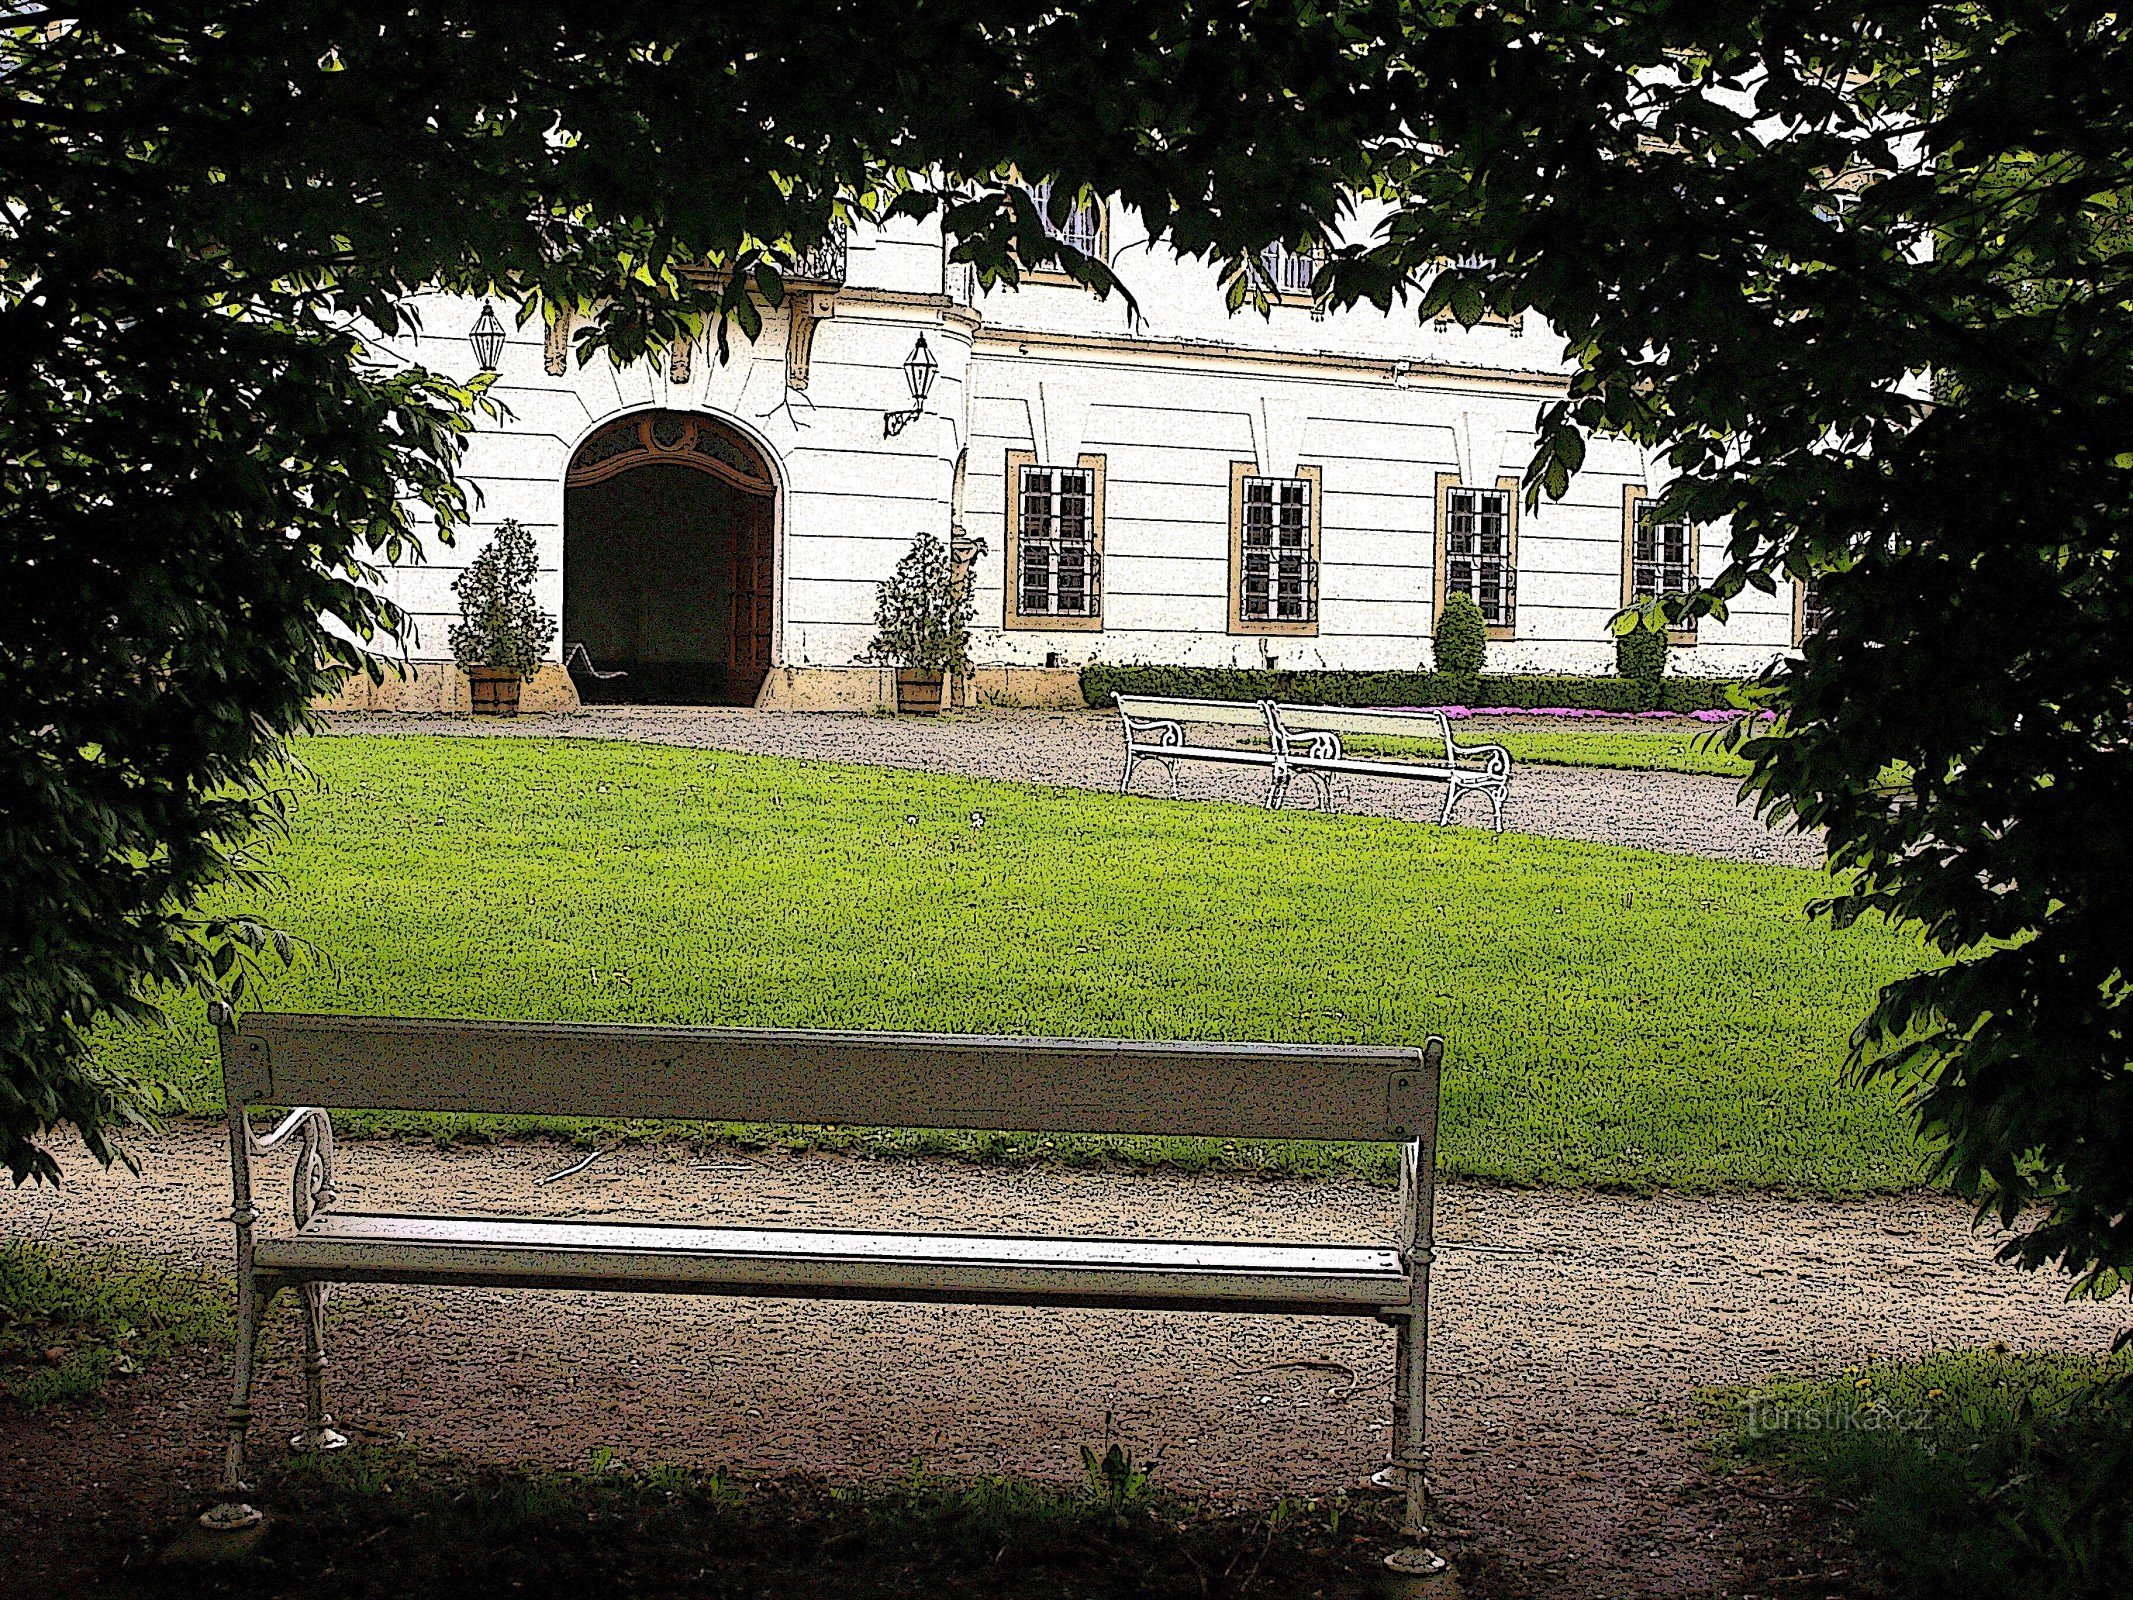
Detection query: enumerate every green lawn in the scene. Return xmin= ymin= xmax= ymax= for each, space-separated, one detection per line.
xmin=0 ymin=1239 xmax=228 ymax=1408
xmin=1360 ymin=716 xmax=1757 ymax=777
xmin=96 ymin=734 xmax=1935 ymax=1192
xmin=1723 ymin=1349 xmax=2133 ymax=1600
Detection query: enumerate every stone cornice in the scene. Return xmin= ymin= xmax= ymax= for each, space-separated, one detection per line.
xmin=970 ymin=323 xmax=1572 ymax=395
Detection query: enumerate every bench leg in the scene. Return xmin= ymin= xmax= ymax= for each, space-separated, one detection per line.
xmin=1487 ymin=782 xmax=1507 ymax=833
xmin=1438 ymin=780 xmax=1460 ymax=826
xmin=1266 ymin=768 xmax=1291 ymax=811
xmin=292 ymin=1280 xmax=349 ymax=1453
xmin=1119 ymin=753 xmax=1139 ymax=795
xmin=1394 ymin=1300 xmax=1431 ymax=1541
xmin=217 ymin=1274 xmax=282 ymax=1498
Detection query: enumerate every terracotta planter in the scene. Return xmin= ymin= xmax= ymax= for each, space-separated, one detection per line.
xmin=466 ymin=666 xmax=524 ymax=717
xmin=895 ymin=668 xmax=945 ymax=715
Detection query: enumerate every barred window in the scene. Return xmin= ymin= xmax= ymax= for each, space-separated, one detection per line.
xmin=1238 ymin=475 xmax=1318 ymax=625
xmin=1444 ymin=486 xmax=1516 ymax=629
xmin=1016 ymin=464 xmax=1100 ymax=618
xmin=1629 ymin=499 xmax=1697 ymax=633
xmin=1798 ymin=575 xmax=1832 ymax=641
xmin=1025 ymin=180 xmax=1106 ymax=262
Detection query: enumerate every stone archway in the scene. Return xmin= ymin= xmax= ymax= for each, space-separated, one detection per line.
xmin=563 ymin=411 xmax=777 ymax=705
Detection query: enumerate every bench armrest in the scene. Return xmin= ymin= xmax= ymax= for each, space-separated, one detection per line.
xmin=1451 ymin=740 xmax=1512 ymax=780
xmin=237 ymin=1105 xmax=338 ymax=1229
xmin=1272 ymin=729 xmax=1343 ymax=761
xmin=1120 ymin=714 xmax=1186 ymax=750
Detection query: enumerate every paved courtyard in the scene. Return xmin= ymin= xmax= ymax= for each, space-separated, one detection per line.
xmin=322 ymin=706 xmax=1821 ymax=867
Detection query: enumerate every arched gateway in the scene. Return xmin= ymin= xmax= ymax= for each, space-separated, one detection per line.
xmin=563 ymin=410 xmax=776 ymax=705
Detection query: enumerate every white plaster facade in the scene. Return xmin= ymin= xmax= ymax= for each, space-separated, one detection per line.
xmin=353 ymin=206 xmax=1805 ymax=711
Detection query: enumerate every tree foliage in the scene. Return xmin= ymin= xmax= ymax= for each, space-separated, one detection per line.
xmin=4 ymin=2 xmax=2130 ymax=1301
xmin=0 ymin=1 xmax=1388 ymax=1183
xmin=1324 ymin=3 xmax=2133 ymax=1293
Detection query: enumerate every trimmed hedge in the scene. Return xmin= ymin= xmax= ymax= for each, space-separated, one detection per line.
xmin=1080 ymin=663 xmax=1744 ymax=714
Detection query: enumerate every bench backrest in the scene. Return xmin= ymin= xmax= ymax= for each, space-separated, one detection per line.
xmin=1268 ymin=703 xmax=1458 ymax=751
xmin=1114 ymin=693 xmax=1270 ymax=733
xmin=219 ymin=1013 xmax=1440 ymax=1146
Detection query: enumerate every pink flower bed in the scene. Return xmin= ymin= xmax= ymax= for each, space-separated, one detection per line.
xmin=1391 ymin=705 xmax=1776 ymax=723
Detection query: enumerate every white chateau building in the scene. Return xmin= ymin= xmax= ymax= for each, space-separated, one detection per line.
xmin=337 ymin=200 xmax=1812 ymax=713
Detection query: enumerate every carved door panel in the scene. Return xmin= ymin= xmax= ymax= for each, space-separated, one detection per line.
xmin=727 ymin=495 xmax=775 ymax=703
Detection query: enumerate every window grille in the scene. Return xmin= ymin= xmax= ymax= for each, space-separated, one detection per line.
xmin=1239 ymin=475 xmax=1318 ymax=623
xmin=1017 ymin=464 xmax=1100 ymax=617
xmin=1444 ymin=486 xmax=1515 ymax=628
xmin=1631 ymin=502 xmax=1697 ymax=630
xmin=1799 ymin=575 xmax=1832 ymax=639
xmin=1025 ymin=181 xmax=1105 ymax=261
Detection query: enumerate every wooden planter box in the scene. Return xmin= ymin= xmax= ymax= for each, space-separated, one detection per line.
xmin=895 ymin=669 xmax=945 ymax=715
xmin=466 ymin=666 xmax=523 ymax=717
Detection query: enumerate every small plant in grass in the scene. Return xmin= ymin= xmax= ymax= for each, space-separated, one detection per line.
xmin=863 ymin=530 xmax=973 ymax=677
xmin=1 ymin=1239 xmax=229 ymax=1407
xmin=449 ymin=519 xmax=555 ymax=679
xmin=1432 ymin=591 xmax=1487 ymax=687
xmin=1080 ymin=1439 xmax=1160 ymax=1517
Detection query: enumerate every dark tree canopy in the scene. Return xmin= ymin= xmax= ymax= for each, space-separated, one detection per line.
xmin=5 ymin=4 xmax=2130 ymax=1299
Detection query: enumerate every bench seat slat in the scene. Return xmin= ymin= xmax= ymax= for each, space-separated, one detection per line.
xmin=254 ymin=1212 xmax=1411 ymax=1315
xmin=1287 ymin=757 xmax=1462 ymax=781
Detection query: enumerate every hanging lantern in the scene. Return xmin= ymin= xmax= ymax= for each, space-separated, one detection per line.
xmin=903 ymin=334 xmax=937 ymax=406
xmin=469 ymin=301 xmax=507 ymax=372
xmin=885 ymin=333 xmax=940 ymax=438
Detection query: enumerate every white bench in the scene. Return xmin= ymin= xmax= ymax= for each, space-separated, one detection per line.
xmin=203 ymin=1006 xmax=1447 ymax=1569
xmin=1264 ymin=702 xmax=1513 ymax=831
xmin=1115 ymin=692 xmax=1513 ymax=829
xmin=1115 ymin=692 xmax=1283 ymax=797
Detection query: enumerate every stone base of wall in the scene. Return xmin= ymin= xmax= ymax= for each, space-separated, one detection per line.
xmin=752 ymin=665 xmax=1083 ymax=712
xmin=316 ymin=662 xmax=583 ymax=715
xmin=316 ymin=662 xmax=1082 ymax=715
xmin=966 ymin=666 xmax=1084 ymax=709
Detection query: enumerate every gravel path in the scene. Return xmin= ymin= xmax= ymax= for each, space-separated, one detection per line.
xmin=321 ymin=707 xmax=1821 ymax=867
xmin=12 ymin=1128 xmax=2115 ymax=1598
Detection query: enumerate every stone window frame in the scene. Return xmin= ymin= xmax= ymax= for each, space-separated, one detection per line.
xmin=1621 ymin=485 xmax=1699 ymax=645
xmin=1003 ymin=449 xmax=1106 ymax=632
xmin=1018 ymin=179 xmax=1110 ymax=286
xmin=1228 ymin=461 xmax=1324 ymax=637
xmin=1433 ymin=472 xmax=1520 ymax=641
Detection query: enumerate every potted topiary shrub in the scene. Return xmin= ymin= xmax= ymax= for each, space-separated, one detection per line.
xmin=1433 ymin=591 xmax=1487 ymax=698
xmin=449 ymin=520 xmax=556 ymax=717
xmin=864 ymin=530 xmax=972 ymax=714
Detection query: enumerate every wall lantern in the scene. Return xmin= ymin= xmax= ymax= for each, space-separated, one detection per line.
xmin=883 ymin=332 xmax=938 ymax=437
xmin=469 ymin=301 xmax=507 ymax=373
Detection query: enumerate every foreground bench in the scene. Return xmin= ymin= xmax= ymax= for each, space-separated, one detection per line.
xmin=203 ymin=1006 xmax=1446 ymax=1569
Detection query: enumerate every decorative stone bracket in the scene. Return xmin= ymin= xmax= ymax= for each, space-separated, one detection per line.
xmin=786 ymin=293 xmax=838 ymax=391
